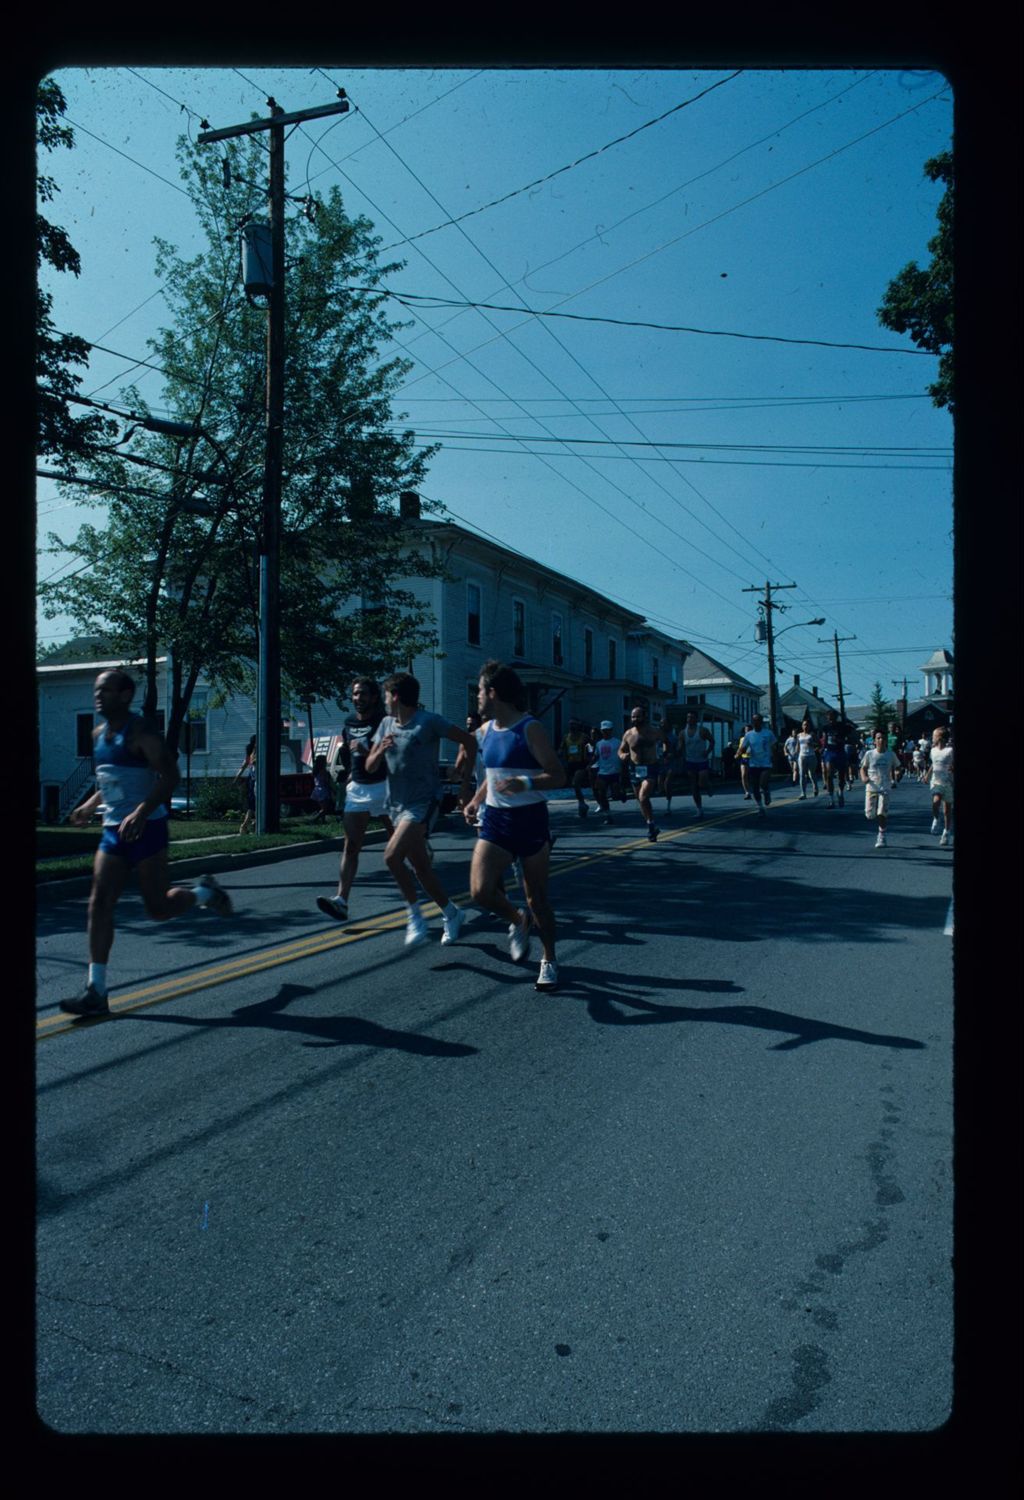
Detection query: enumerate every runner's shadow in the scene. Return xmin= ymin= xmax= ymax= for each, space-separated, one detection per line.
xmin=129 ymin=982 xmax=478 ymax=1056
xmin=561 ymin=967 xmax=924 ymax=1050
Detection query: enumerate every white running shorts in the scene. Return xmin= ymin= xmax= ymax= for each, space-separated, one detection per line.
xmin=344 ymin=780 xmax=389 ymax=817
xmin=864 ymin=784 xmax=889 ymax=820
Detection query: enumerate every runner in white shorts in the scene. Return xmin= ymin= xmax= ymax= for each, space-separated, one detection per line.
xmin=928 ymin=727 xmax=953 ymax=846
xmin=317 ymin=678 xmax=392 ymax=923
xmin=860 ymin=729 xmax=899 ymax=848
xmin=364 ymin=672 xmax=478 ymax=947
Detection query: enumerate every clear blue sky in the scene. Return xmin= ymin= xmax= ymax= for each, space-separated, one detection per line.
xmin=37 ymin=64 xmax=954 ymax=707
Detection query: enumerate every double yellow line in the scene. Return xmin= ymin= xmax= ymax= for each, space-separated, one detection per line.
xmin=37 ymin=800 xmax=764 ymax=1038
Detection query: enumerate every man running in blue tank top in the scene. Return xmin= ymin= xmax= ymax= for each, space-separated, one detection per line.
xmin=60 ymin=670 xmax=234 ymax=1018
xmin=463 ymin=661 xmax=566 ymax=990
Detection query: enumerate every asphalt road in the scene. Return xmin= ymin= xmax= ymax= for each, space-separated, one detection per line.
xmin=35 ymin=777 xmax=954 ymax=1435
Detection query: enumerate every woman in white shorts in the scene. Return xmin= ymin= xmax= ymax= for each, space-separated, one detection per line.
xmin=929 ymin=727 xmax=953 ymax=845
xmin=796 ymin=718 xmax=819 ymax=798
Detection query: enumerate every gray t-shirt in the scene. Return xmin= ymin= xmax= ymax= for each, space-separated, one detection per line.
xmin=373 ymin=709 xmax=450 ymax=813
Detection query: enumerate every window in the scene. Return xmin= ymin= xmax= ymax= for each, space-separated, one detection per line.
xmin=513 ymin=598 xmax=526 ymax=658
xmin=467 ymin=682 xmax=479 ymax=719
xmin=608 ymin=639 xmax=617 ymax=680
xmin=671 ymin=666 xmax=678 ymax=700
xmin=652 ymin=656 xmax=659 ymax=691
xmin=76 ymin=713 xmax=94 ymax=758
xmin=467 ymin=582 xmax=481 ymax=646
xmin=552 ymin=611 xmax=563 ymax=667
xmin=182 ymin=690 xmax=209 ymax=754
xmin=584 ymin=627 xmax=594 ymax=677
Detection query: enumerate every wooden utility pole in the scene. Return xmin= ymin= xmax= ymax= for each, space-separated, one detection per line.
xmin=198 ymin=92 xmax=348 ymax=832
xmin=818 ymin=629 xmax=856 ymax=723
xmin=743 ymin=580 xmax=796 ymax=735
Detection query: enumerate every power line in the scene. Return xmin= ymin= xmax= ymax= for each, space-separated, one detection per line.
xmin=361 ymin=286 xmax=936 ymax=357
xmin=376 ymin=71 xmax=744 ymax=253
xmin=63 ymin=115 xmax=193 ymax=198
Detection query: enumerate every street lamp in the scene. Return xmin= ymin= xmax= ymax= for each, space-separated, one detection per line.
xmin=769 ymin=618 xmax=826 ymax=734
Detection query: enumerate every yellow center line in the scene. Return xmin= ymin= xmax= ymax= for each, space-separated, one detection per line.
xmin=38 ymin=801 xmax=772 ymax=1038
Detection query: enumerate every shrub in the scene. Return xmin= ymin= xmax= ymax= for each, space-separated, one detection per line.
xmin=194 ymin=776 xmax=242 ymax=821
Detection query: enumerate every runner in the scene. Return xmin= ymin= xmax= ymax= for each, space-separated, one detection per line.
xmin=656 ymin=720 xmax=677 ymax=810
xmin=737 ymin=725 xmax=753 ymax=800
xmin=861 ymin=728 xmax=900 ymax=848
xmin=928 ymin=726 xmax=954 ymax=846
xmin=739 ymin=713 xmax=777 ymax=815
xmin=590 ymin=720 xmax=623 ymax=824
xmin=316 ymin=678 xmax=393 ymax=923
xmin=784 ymin=727 xmax=801 ymax=784
xmin=559 ymin=718 xmax=592 ymax=818
xmin=363 ymin=673 xmax=478 ymax=947
xmin=464 ymin=661 xmax=566 ymax=991
xmin=916 ymin=736 xmax=931 ymax=784
xmin=680 ymin=710 xmax=714 ymax=819
xmin=60 ymin=670 xmax=233 ymax=1018
xmin=796 ymin=717 xmax=820 ymax=798
xmin=619 ymin=705 xmax=665 ymax=841
xmin=819 ymin=709 xmax=853 ymax=808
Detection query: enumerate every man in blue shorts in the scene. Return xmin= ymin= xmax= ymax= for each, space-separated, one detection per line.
xmin=819 ymin=709 xmax=854 ymax=808
xmin=60 ymin=670 xmax=233 ymax=1018
xmin=464 ymin=660 xmax=566 ymax=990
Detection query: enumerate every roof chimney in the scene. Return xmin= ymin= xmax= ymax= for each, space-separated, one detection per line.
xmin=812 ymin=686 xmax=818 ymax=697
xmin=400 ymin=491 xmax=421 ymax=520
xmin=793 ymin=673 xmax=800 ymax=687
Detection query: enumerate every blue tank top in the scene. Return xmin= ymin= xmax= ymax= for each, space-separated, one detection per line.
xmin=94 ymin=713 xmax=167 ymax=826
xmin=480 ymin=715 xmax=544 ymax=808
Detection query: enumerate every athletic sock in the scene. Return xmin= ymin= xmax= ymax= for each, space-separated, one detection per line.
xmin=444 ymin=901 xmax=459 ymax=919
xmin=88 ymin=963 xmax=108 ymax=996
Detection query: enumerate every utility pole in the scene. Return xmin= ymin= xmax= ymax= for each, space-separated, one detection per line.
xmin=818 ymin=629 xmax=856 ymax=723
xmin=198 ymin=92 xmax=349 ymax=832
xmin=743 ymin=580 xmax=796 ymax=736
xmin=892 ymin=677 xmax=909 ymax=732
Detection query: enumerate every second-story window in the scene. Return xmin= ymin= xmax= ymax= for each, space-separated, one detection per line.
xmin=652 ymin=656 xmax=659 ymax=691
xmin=513 ymin=599 xmax=525 ymax=658
xmin=584 ymin=627 xmax=594 ymax=677
xmin=467 ymin=581 xmax=481 ymax=646
xmin=552 ymin=611 xmax=563 ymax=667
xmin=608 ymin=638 xmax=617 ymax=679
xmin=671 ymin=665 xmax=678 ymax=700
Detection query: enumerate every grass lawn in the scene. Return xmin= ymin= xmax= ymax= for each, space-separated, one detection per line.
xmin=36 ymin=814 xmax=361 ymax=883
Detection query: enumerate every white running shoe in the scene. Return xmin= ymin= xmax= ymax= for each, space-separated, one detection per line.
xmin=508 ymin=913 xmax=531 ymax=962
xmin=939 ymin=830 xmax=949 ymax=847
xmin=195 ymin=874 xmax=233 ymax=916
xmin=535 ymin=959 xmax=559 ymax=991
xmin=931 ymin=817 xmax=940 ymax=834
xmin=405 ymin=909 xmax=428 ymax=947
xmin=440 ymin=906 xmax=464 ymax=945
xmin=875 ymin=832 xmax=887 ymax=848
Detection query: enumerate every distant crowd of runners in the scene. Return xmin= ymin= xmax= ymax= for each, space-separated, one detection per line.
xmin=58 ymin=667 xmax=953 ymax=1018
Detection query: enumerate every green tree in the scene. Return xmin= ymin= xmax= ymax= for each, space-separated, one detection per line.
xmin=39 ymin=130 xmax=443 ymax=751
xmin=36 ymin=79 xmax=114 ymax=466
xmin=866 ymin=681 xmax=897 ymax=735
xmin=877 ymin=150 xmax=953 ymax=415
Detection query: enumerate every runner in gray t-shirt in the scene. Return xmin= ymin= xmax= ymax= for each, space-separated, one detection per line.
xmin=364 ymin=673 xmax=478 ymax=949
xmin=373 ymin=707 xmax=451 ymax=823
